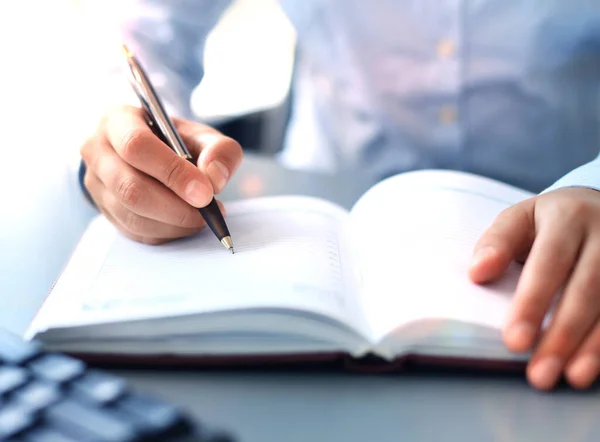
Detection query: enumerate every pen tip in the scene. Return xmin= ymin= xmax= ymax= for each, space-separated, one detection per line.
xmin=121 ymin=44 xmax=133 ymax=58
xmin=230 ymin=248 xmax=234 ymax=254
xmin=220 ymin=236 xmax=234 ymax=254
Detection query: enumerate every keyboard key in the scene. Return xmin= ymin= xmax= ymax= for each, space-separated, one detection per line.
xmin=0 ymin=403 xmax=35 ymax=439
xmin=28 ymin=355 xmax=85 ymax=384
xmin=0 ymin=329 xmax=234 ymax=442
xmin=44 ymin=398 xmax=138 ymax=442
xmin=14 ymin=381 xmax=61 ymax=412
xmin=21 ymin=427 xmax=81 ymax=442
xmin=0 ymin=366 xmax=28 ymax=395
xmin=70 ymin=371 xmax=126 ymax=405
xmin=115 ymin=394 xmax=181 ymax=434
xmin=0 ymin=332 xmax=41 ymax=365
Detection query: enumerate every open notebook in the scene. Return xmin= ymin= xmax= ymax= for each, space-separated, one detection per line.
xmin=26 ymin=169 xmax=536 ymax=370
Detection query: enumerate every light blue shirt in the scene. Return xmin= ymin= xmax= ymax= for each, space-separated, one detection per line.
xmin=116 ymin=0 xmax=600 ymax=193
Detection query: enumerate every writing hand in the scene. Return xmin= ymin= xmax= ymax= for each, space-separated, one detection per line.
xmin=80 ymin=105 xmax=243 ymax=244
xmin=470 ymin=187 xmax=600 ymax=390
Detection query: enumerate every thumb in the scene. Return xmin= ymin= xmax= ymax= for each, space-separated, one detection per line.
xmin=173 ymin=118 xmax=243 ymax=194
xmin=469 ymin=199 xmax=536 ymax=284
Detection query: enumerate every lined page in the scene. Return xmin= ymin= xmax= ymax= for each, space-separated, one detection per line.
xmin=348 ymin=170 xmax=534 ymax=341
xmin=34 ymin=196 xmax=366 ymax=332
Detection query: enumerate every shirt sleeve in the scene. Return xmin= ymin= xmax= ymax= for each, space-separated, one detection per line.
xmin=542 ymin=153 xmax=600 ymax=194
xmin=77 ymin=0 xmax=233 ymax=202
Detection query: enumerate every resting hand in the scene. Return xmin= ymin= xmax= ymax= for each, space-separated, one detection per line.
xmin=469 ymin=187 xmax=600 ymax=390
xmin=80 ymin=105 xmax=243 ymax=245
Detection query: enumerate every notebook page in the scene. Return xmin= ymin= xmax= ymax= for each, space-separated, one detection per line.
xmin=31 ymin=196 xmax=366 ymax=335
xmin=348 ymin=170 xmax=534 ymax=342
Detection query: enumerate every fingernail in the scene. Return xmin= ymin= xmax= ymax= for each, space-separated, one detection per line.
xmin=184 ymin=179 xmax=211 ymax=207
xmin=505 ymin=322 xmax=536 ymax=351
xmin=207 ymin=160 xmax=230 ymax=193
xmin=470 ymin=246 xmax=496 ymax=268
xmin=567 ymin=354 xmax=600 ymax=386
xmin=529 ymin=356 xmax=562 ymax=390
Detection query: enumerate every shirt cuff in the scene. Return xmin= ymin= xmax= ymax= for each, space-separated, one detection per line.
xmin=76 ymin=159 xmax=98 ymax=210
xmin=542 ymin=158 xmax=600 ymax=194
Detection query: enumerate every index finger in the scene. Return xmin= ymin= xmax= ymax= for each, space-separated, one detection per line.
xmin=105 ymin=105 xmax=213 ymax=208
xmin=504 ymin=220 xmax=582 ymax=354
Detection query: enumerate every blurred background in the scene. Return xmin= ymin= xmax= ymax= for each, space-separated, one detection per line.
xmin=0 ymin=0 xmax=296 ymax=160
xmin=0 ymin=0 xmax=296 ymax=332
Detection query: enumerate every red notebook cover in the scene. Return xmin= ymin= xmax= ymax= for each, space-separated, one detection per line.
xmin=64 ymin=349 xmax=527 ymax=375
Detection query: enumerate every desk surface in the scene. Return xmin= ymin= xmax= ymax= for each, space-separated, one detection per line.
xmin=2 ymin=153 xmax=600 ymax=442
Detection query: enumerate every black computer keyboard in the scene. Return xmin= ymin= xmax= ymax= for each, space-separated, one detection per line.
xmin=0 ymin=329 xmax=235 ymax=442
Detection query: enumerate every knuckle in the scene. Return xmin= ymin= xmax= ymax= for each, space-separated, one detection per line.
xmin=119 ymin=128 xmax=148 ymax=162
xmin=164 ymin=156 xmax=189 ymax=189
xmin=100 ymin=108 xmax=116 ymax=131
xmin=79 ymin=136 xmax=98 ymax=165
xmin=116 ymin=176 xmax=144 ymax=208
xmin=555 ymin=199 xmax=591 ymax=222
xmin=497 ymin=202 xmax=527 ymax=226
xmin=496 ymin=203 xmax=516 ymax=219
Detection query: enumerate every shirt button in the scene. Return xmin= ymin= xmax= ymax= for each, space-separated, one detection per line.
xmin=436 ymin=39 xmax=455 ymax=58
xmin=439 ymin=106 xmax=457 ymax=124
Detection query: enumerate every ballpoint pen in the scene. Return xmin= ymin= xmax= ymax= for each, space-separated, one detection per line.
xmin=122 ymin=44 xmax=234 ymax=253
